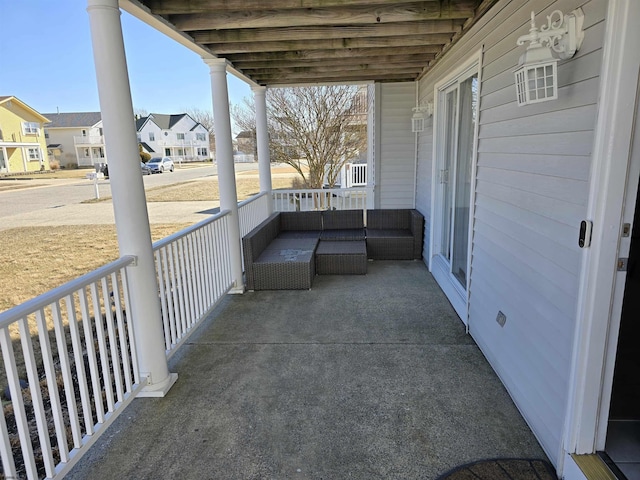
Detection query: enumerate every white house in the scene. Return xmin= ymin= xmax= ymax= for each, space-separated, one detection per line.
xmin=136 ymin=113 xmax=209 ymax=161
xmin=43 ymin=112 xmax=106 ymax=168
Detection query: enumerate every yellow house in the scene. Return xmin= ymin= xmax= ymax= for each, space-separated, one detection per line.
xmin=0 ymin=96 xmax=50 ymax=173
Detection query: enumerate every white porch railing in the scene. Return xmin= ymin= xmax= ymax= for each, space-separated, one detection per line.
xmin=73 ymin=136 xmax=104 ymax=146
xmin=153 ymin=211 xmax=234 ymax=358
xmin=346 ymin=163 xmax=367 ymax=187
xmin=273 ymin=187 xmax=372 ymax=212
xmin=238 ymin=192 xmax=270 ymax=237
xmin=0 ymin=256 xmax=142 ymax=480
xmin=0 ymin=193 xmax=278 ymax=478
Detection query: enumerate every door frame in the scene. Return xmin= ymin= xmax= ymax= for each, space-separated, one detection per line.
xmin=563 ymin=0 xmax=640 ymax=459
xmin=429 ymin=48 xmax=483 ymax=324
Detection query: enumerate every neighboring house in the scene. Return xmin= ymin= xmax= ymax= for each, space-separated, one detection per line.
xmin=235 ymin=130 xmax=255 ymax=155
xmin=136 ymin=113 xmax=209 ymax=161
xmin=43 ymin=112 xmax=105 ymax=168
xmin=0 ymin=96 xmax=50 ymax=173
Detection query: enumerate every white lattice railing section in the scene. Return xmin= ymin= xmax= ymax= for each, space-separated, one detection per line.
xmin=0 ymin=256 xmax=142 ymax=480
xmin=153 ymin=211 xmax=234 ymax=358
xmin=272 ymin=187 xmax=373 ymax=212
xmin=347 ymin=163 xmax=367 ymax=187
xmin=238 ymin=192 xmax=271 ymax=237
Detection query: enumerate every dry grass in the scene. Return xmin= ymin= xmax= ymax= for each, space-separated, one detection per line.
xmin=0 ymin=182 xmax=47 ymax=192
xmin=0 ymin=224 xmax=189 ymax=314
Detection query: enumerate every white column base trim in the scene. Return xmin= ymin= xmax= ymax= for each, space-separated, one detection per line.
xmin=137 ymin=372 xmax=178 ymax=398
xmin=229 ymin=285 xmax=245 ymax=295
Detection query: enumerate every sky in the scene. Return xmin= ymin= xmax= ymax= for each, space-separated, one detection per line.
xmin=0 ymin=1 xmax=252 ymax=129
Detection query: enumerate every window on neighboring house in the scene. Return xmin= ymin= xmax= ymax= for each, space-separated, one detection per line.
xmin=137 ymin=134 xmax=142 ymax=142
xmin=197 ymin=147 xmax=208 ymax=156
xmin=196 ymin=133 xmax=206 ymax=141
xmin=176 ymin=133 xmax=185 ymax=140
xmin=149 ymin=132 xmax=155 ymax=141
xmin=27 ymin=147 xmax=41 ymax=161
xmin=44 ymin=129 xmax=49 ymax=139
xmin=177 ymin=148 xmax=185 ymax=156
xmin=99 ymin=128 xmax=103 ymax=136
xmin=84 ymin=148 xmax=90 ymax=157
xmin=22 ymin=122 xmax=40 ymax=135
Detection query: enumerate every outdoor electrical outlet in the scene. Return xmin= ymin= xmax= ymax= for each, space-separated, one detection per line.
xmin=496 ymin=311 xmax=507 ymax=327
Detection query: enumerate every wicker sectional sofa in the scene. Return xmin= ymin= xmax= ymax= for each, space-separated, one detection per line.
xmin=242 ymin=209 xmax=424 ymax=290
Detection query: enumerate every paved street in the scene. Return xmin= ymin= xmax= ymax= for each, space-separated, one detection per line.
xmin=0 ymin=163 xmax=260 ymax=230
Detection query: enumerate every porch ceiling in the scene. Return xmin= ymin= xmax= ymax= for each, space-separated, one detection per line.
xmin=125 ymin=0 xmax=496 ymax=86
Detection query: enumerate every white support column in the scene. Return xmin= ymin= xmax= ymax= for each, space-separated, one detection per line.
xmin=87 ymin=0 xmax=176 ymax=397
xmin=252 ymin=86 xmax=273 ymax=213
xmin=205 ymin=59 xmax=244 ymax=293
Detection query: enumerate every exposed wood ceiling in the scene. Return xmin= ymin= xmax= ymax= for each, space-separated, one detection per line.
xmin=132 ymin=0 xmax=496 ymax=86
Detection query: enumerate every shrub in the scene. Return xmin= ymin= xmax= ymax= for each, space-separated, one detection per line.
xmin=49 ymin=160 xmax=60 ymax=170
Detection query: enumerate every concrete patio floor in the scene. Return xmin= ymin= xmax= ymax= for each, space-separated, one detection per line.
xmin=67 ymin=261 xmax=548 ymax=479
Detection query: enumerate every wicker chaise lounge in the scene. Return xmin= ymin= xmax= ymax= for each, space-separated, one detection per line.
xmin=365 ymin=209 xmax=424 ymax=260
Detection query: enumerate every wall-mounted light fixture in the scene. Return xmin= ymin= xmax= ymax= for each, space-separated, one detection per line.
xmin=514 ymin=9 xmax=584 ymax=106
xmin=411 ymin=101 xmax=433 ymax=133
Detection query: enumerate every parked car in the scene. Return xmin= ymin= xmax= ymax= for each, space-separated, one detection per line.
xmin=98 ymin=162 xmax=152 ymax=178
xmin=147 ymin=156 xmax=174 ymax=173
xmin=140 ymin=162 xmax=151 ymax=175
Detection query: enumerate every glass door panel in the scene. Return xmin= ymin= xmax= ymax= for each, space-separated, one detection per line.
xmin=451 ymin=75 xmax=478 ymax=286
xmin=441 ymin=88 xmax=457 ymax=262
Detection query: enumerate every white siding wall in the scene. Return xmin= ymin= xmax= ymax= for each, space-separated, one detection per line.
xmin=415 ymin=0 xmax=606 ymax=466
xmin=377 ymin=83 xmax=416 ymax=208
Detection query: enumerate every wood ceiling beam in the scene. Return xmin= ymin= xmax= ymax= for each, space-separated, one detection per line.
xmin=241 ymin=63 xmax=427 ymax=76
xmin=206 ymin=35 xmax=452 ymax=54
xmin=256 ymin=71 xmax=420 ymax=85
xmin=190 ymin=20 xmax=462 ymax=42
xmin=143 ymin=0 xmax=453 ymax=15
xmin=225 ymin=45 xmax=442 ymax=62
xmin=169 ymin=2 xmax=476 ymax=31
xmin=253 ymin=66 xmax=423 ymax=80
xmin=232 ymin=54 xmax=436 ymax=70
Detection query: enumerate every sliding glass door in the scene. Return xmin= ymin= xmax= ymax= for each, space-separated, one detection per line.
xmin=432 ymin=65 xmax=479 ymax=322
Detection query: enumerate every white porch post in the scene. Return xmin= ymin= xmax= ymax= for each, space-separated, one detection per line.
xmin=205 ymin=59 xmax=244 ymax=293
xmin=87 ymin=0 xmax=176 ymax=396
xmin=252 ymin=86 xmax=273 ymax=213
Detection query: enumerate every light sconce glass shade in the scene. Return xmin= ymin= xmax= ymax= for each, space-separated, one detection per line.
xmin=514 ymin=9 xmax=583 ymax=106
xmin=515 ymin=60 xmax=557 ymax=106
xmin=411 ymin=101 xmax=433 ymax=133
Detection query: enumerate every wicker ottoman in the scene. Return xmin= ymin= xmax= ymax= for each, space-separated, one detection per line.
xmin=315 ymin=240 xmax=367 ymax=275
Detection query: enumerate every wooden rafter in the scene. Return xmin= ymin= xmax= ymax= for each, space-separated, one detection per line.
xmin=134 ymin=0 xmax=495 ymax=85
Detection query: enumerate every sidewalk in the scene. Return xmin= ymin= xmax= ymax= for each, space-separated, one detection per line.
xmin=0 ymin=200 xmax=220 ymax=231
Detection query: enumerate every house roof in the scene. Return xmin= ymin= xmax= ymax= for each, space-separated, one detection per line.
xmin=47 ymin=144 xmax=62 ymax=149
xmin=43 ymin=112 xmax=102 ymax=128
xmin=148 ymin=113 xmax=187 ymax=130
xmin=0 ymin=96 xmax=50 ymax=123
xmin=236 ymin=130 xmax=254 ymax=139
xmin=140 ymin=142 xmax=155 ymax=153
xmin=122 ymin=0 xmax=496 ymax=86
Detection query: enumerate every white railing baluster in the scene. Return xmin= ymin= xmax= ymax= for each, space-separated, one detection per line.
xmin=156 ymin=249 xmax=172 ymax=351
xmin=79 ymin=286 xmax=105 ymax=423
xmin=35 ymin=308 xmax=70 ymax=465
xmin=0 ymin=327 xmax=38 ymax=479
xmin=186 ymin=234 xmax=198 ymax=323
xmin=167 ymin=243 xmax=182 ymax=345
xmin=101 ymin=277 xmax=124 ymax=404
xmin=89 ymin=283 xmax=115 ymax=413
xmin=111 ymin=272 xmax=132 ymax=392
xmin=65 ymin=294 xmax=94 ymax=436
xmin=175 ymin=239 xmax=188 ymax=338
xmin=120 ymin=265 xmax=140 ymax=385
xmin=51 ymin=300 xmax=83 ymax=449
xmin=19 ymin=315 xmax=55 ymax=476
xmin=0 ymin=396 xmax=17 ymax=479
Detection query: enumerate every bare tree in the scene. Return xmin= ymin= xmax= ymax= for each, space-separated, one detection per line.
xmin=183 ymin=107 xmax=216 ymax=155
xmin=133 ymin=107 xmax=148 ymax=118
xmin=230 ymin=85 xmax=366 ymax=189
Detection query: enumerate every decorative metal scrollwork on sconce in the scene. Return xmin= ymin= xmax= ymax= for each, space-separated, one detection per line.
xmin=514 ymin=9 xmax=584 ymax=106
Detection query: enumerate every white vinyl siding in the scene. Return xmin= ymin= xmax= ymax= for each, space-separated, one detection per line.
xmin=415 ymin=0 xmax=606 ymax=465
xmin=377 ymin=83 xmax=416 ymax=209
